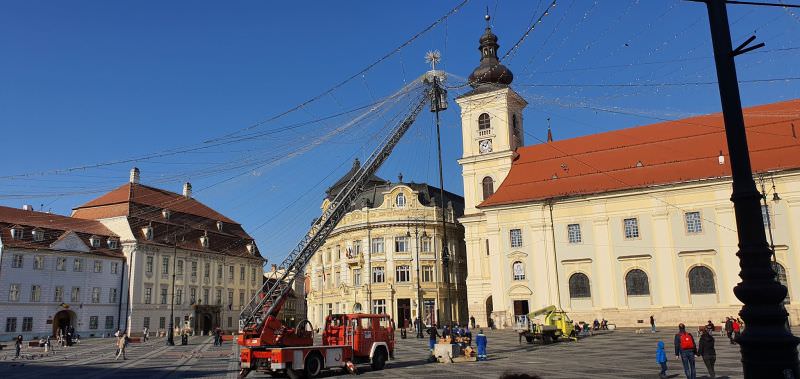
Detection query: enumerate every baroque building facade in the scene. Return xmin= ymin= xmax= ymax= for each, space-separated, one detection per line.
xmin=305 ymin=161 xmax=467 ymax=329
xmin=0 ymin=205 xmax=125 ymax=341
xmin=71 ymin=168 xmax=264 ymax=335
xmin=457 ymin=22 xmax=800 ymax=328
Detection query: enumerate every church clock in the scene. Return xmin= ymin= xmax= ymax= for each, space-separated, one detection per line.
xmin=479 ymin=139 xmax=493 ymax=154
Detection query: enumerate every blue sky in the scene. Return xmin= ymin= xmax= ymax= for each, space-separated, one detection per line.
xmin=1 ymin=1 xmax=798 ymax=264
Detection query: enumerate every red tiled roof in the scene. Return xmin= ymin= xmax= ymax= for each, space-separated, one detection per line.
xmin=0 ymin=206 xmax=123 ymax=258
xmin=72 ymin=183 xmax=236 ymax=224
xmin=479 ymin=99 xmax=800 ymax=207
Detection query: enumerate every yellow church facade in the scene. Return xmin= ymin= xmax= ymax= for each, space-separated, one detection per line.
xmin=456 ymin=23 xmax=800 ymax=328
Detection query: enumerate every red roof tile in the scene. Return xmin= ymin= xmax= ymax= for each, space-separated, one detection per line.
xmin=72 ymin=183 xmax=237 ymax=224
xmin=479 ymin=99 xmax=800 ymax=207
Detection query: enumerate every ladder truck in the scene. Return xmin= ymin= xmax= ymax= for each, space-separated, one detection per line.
xmin=237 ymin=72 xmax=446 ymax=379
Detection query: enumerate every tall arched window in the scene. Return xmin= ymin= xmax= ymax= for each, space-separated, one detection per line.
xmin=512 ymin=261 xmax=525 ymax=281
xmin=395 ymin=193 xmax=406 ymax=207
xmin=482 ymin=176 xmax=494 ymax=200
xmin=772 ymin=261 xmax=790 ymax=303
xmin=688 ymin=266 xmax=716 ymax=294
xmin=478 ymin=113 xmax=491 ymax=130
xmin=568 ymin=273 xmax=591 ymax=299
xmin=625 ymin=269 xmax=650 ymax=296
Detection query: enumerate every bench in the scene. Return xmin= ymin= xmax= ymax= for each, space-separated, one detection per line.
xmin=697 ymin=325 xmax=723 ymax=336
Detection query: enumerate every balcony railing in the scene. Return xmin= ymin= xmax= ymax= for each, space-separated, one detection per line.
xmin=478 ymin=128 xmax=492 ymax=137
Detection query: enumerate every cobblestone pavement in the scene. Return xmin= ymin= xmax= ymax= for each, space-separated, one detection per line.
xmin=0 ymin=328 xmax=744 ymax=379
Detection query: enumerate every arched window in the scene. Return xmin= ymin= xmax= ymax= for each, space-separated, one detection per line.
xmin=625 ymin=269 xmax=650 ymax=296
xmin=478 ymin=113 xmax=491 ymax=130
xmin=772 ymin=261 xmax=790 ymax=303
xmin=568 ymin=273 xmax=591 ymax=298
xmin=688 ymin=266 xmax=716 ymax=294
xmin=512 ymin=261 xmax=525 ymax=281
xmin=395 ymin=193 xmax=406 ymax=207
xmin=482 ymin=176 xmax=494 ymax=200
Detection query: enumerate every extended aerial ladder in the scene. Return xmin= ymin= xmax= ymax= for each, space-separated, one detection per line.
xmin=237 ymin=72 xmax=445 ymax=352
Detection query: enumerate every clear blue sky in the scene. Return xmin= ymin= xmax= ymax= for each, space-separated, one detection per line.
xmin=1 ymin=1 xmax=798 ymax=264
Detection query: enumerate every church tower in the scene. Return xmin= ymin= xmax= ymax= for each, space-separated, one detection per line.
xmin=456 ymin=14 xmax=528 ymax=215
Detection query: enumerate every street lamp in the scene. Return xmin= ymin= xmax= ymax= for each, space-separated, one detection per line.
xmin=166 ymin=238 xmax=177 ymax=346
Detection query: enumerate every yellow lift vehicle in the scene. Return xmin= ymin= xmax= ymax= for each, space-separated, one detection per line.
xmin=519 ymin=306 xmax=576 ymax=344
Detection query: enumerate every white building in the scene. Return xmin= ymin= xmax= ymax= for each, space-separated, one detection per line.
xmin=0 ymin=205 xmax=125 ymax=341
xmin=71 ymin=168 xmax=265 ymax=335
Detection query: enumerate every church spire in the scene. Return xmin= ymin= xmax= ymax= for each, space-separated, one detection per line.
xmin=468 ymin=10 xmax=514 ymax=88
xmin=547 ymin=118 xmax=553 ymax=143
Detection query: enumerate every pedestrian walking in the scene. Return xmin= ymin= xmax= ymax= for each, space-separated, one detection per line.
xmin=142 ymin=327 xmax=149 ymax=342
xmin=14 ymin=335 xmax=23 ymax=359
xmin=724 ymin=317 xmax=734 ymax=344
xmin=732 ymin=318 xmax=741 ymax=343
xmin=697 ymin=328 xmax=716 ymax=379
xmin=115 ymin=333 xmax=128 ymax=360
xmin=674 ymin=323 xmax=697 ymax=379
xmin=475 ymin=329 xmax=488 ymax=361
xmin=656 ymin=340 xmax=668 ymax=378
xmin=427 ymin=324 xmax=440 ymax=353
xmin=650 ymin=315 xmax=656 ymax=333
xmin=470 ymin=315 xmax=476 ymax=329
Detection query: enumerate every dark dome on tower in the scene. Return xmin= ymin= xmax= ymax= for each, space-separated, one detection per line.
xmin=468 ymin=15 xmax=514 ymax=88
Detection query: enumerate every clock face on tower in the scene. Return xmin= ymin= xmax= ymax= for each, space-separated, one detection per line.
xmin=479 ymin=139 xmax=493 ymax=154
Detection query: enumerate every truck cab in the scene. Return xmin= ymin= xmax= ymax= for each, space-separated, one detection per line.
xmin=323 ymin=313 xmax=395 ymax=369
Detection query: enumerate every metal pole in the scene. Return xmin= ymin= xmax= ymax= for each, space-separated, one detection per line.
xmin=703 ymin=1 xmax=798 ymax=376
xmin=432 ymin=75 xmax=452 ymax=326
xmin=758 ymin=178 xmax=777 ymax=262
xmin=166 ymin=240 xmax=176 ymax=346
xmin=415 ymin=222 xmax=424 ymax=338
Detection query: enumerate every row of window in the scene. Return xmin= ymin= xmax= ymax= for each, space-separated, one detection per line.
xmin=8 ymin=284 xmax=118 ymax=304
xmin=5 ymin=316 xmax=114 ymax=333
xmin=143 ymin=286 xmax=256 ymax=307
xmin=143 ymin=256 xmax=259 ymax=283
xmin=317 ymin=265 xmax=436 ymax=289
xmin=7 ymin=227 xmax=118 ymax=248
xmin=321 ymin=236 xmax=434 ymax=263
xmin=506 ymin=208 xmax=776 ymax=247
xmin=9 ymin=254 xmax=119 ymax=274
xmin=563 ymin=262 xmax=790 ymax=300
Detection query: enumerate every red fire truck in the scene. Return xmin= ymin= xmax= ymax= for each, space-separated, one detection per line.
xmin=237 ymin=75 xmax=441 ymax=378
xmin=239 ymin=313 xmax=395 ymax=378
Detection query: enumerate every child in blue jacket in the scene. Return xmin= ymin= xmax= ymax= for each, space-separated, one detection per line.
xmin=475 ymin=330 xmax=488 ymax=361
xmin=656 ymin=340 xmax=668 ymax=378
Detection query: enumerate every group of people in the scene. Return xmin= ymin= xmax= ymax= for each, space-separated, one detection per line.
xmin=723 ymin=316 xmax=742 ymax=345
xmin=657 ymin=321 xmax=725 ymax=379
xmin=425 ymin=323 xmax=488 ymax=361
xmin=212 ymin=327 xmax=225 ymax=346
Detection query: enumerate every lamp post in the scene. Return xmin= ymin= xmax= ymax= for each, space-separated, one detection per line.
xmin=415 ymin=223 xmax=427 ymax=338
xmin=699 ymin=1 xmax=799 ymax=376
xmin=166 ymin=233 xmax=177 ymax=346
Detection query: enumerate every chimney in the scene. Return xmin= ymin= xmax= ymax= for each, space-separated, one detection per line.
xmin=22 ymin=204 xmax=33 ymax=211
xmin=183 ymin=182 xmax=192 ymax=198
xmin=130 ymin=167 xmax=140 ymax=184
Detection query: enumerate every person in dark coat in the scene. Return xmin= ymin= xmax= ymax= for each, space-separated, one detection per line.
xmin=470 ymin=315 xmax=476 ymax=329
xmin=427 ymin=324 xmax=439 ymax=352
xmin=14 ymin=335 xmax=23 ymax=359
xmin=674 ymin=323 xmax=697 ymax=379
xmin=724 ymin=317 xmax=734 ymax=344
xmin=697 ymin=328 xmax=716 ymax=379
xmin=650 ymin=315 xmax=656 ymax=333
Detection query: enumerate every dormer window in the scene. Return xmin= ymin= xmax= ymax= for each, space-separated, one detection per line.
xmin=143 ymin=224 xmax=154 ymax=241
xmin=478 ymin=113 xmax=491 ymax=130
xmin=107 ymin=238 xmax=119 ymax=249
xmin=162 ymin=209 xmax=171 ymax=219
xmin=216 ymin=221 xmax=223 ymax=232
xmin=10 ymin=226 xmax=23 ymax=240
xmin=89 ymin=235 xmax=101 ymax=248
xmin=200 ymin=233 xmax=209 ymax=249
xmin=395 ymin=193 xmax=406 ymax=208
xmin=32 ymin=228 xmax=44 ymax=242
xmin=246 ymin=242 xmax=255 ymax=255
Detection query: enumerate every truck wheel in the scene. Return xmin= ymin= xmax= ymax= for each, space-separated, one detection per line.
xmin=371 ymin=348 xmax=387 ymax=371
xmin=304 ymin=353 xmax=323 ymax=378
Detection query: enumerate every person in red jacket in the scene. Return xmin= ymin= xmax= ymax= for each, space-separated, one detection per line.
xmin=732 ymin=319 xmax=741 ymax=344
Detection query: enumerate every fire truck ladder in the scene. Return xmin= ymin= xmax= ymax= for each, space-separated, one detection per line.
xmin=239 ymin=74 xmax=442 ymax=334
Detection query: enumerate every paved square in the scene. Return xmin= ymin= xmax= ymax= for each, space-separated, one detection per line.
xmin=0 ymin=328 xmax=745 ymax=378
